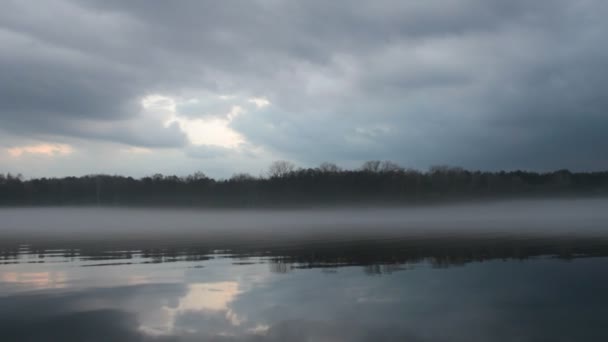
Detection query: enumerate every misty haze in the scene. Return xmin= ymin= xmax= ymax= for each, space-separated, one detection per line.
xmin=2 ymin=199 xmax=607 ymax=241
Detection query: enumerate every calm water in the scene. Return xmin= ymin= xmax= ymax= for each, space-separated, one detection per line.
xmin=1 ymin=199 xmax=608 ymax=341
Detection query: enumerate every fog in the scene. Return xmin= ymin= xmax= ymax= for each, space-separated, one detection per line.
xmin=1 ymin=199 xmax=606 ymax=243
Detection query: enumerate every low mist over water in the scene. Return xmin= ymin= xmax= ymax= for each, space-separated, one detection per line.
xmin=3 ymin=198 xmax=607 ymax=239
xmin=2 ymin=198 xmax=608 ymax=270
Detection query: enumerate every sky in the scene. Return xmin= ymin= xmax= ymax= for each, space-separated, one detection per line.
xmin=1 ymin=0 xmax=607 ymax=179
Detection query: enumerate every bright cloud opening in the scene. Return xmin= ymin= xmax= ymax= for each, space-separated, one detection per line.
xmin=7 ymin=143 xmax=73 ymax=157
xmin=121 ymin=146 xmax=153 ymax=154
xmin=142 ymin=94 xmax=250 ymax=149
xmin=248 ymin=97 xmax=270 ymax=108
xmin=173 ymin=116 xmax=245 ymax=148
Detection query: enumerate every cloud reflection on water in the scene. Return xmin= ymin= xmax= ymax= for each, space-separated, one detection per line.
xmin=3 ymin=255 xmax=608 ymax=341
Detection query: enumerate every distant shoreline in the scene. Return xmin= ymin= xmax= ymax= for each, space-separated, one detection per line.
xmin=2 ymin=164 xmax=607 ymax=207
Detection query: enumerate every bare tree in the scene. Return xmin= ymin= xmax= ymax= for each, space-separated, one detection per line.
xmin=361 ymin=160 xmax=403 ymax=173
xmin=361 ymin=160 xmax=382 ymax=172
xmin=318 ymin=162 xmax=341 ymax=173
xmin=267 ymin=160 xmax=296 ymax=178
xmin=185 ymin=171 xmax=208 ymax=182
xmin=379 ymin=161 xmax=403 ymax=173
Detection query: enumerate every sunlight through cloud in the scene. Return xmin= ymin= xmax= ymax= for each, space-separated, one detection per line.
xmin=248 ymin=97 xmax=270 ymax=108
xmin=7 ymin=144 xmax=73 ymax=157
xmin=142 ymin=94 xmax=250 ymax=149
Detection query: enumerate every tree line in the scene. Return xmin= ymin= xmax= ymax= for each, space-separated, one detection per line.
xmin=1 ymin=160 xmax=608 ymax=206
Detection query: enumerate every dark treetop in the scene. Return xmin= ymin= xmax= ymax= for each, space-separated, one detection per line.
xmin=2 ymin=161 xmax=608 ymax=207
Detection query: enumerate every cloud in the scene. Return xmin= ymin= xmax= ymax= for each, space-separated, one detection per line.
xmin=7 ymin=143 xmax=73 ymax=158
xmin=185 ymin=145 xmax=238 ymax=160
xmin=1 ymin=0 xmax=608 ymax=175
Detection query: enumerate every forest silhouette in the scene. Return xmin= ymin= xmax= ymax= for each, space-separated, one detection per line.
xmin=1 ymin=160 xmax=607 ymax=206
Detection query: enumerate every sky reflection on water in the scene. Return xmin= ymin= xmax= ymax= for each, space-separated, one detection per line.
xmin=2 ymin=202 xmax=608 ymax=341
xmin=2 ymin=245 xmax=608 ymax=341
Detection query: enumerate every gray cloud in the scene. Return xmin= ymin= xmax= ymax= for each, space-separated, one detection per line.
xmin=1 ymin=0 xmax=607 ymax=173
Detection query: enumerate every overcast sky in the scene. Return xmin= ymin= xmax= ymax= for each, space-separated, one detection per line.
xmin=1 ymin=0 xmax=607 ymax=178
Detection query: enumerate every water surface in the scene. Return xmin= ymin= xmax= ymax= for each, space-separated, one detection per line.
xmin=1 ymin=199 xmax=608 ymax=341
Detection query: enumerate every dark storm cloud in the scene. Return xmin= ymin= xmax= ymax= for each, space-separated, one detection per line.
xmin=1 ymin=0 xmax=607 ymax=169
